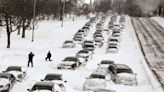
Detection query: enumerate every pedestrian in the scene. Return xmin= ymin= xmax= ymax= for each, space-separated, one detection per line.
xmin=28 ymin=52 xmax=34 ymax=67
xmin=45 ymin=51 xmax=52 ymax=61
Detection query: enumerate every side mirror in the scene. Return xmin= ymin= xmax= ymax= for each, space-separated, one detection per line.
xmin=41 ymin=79 xmax=44 ymax=81
xmin=64 ymin=80 xmax=67 ymax=83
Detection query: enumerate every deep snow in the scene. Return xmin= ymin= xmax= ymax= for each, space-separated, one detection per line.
xmin=0 ymin=16 xmax=156 ymax=92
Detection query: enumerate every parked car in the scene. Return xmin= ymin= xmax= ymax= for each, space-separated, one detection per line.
xmin=83 ymin=44 xmax=95 ymax=52
xmin=73 ymin=37 xmax=84 ymax=44
xmin=62 ymin=40 xmax=75 ymax=48
xmin=57 ymin=57 xmax=83 ymax=70
xmin=27 ymin=82 xmax=62 ymax=92
xmin=82 ymin=40 xmax=94 ymax=47
xmin=0 ymin=73 xmax=16 ymax=92
xmin=94 ymin=39 xmax=103 ymax=47
xmin=41 ymin=73 xmax=66 ymax=92
xmin=108 ymin=64 xmax=137 ymax=85
xmin=76 ymin=50 xmax=92 ymax=61
xmin=83 ymin=72 xmax=113 ymax=91
xmin=3 ymin=66 xmax=26 ymax=82
xmin=106 ymin=46 xmax=118 ymax=53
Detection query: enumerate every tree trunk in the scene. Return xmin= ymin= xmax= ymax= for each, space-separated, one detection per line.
xmin=6 ymin=17 xmax=11 ymax=48
xmin=22 ymin=21 xmax=25 ymax=38
xmin=7 ymin=32 xmax=10 ymax=48
xmin=17 ymin=27 xmax=20 ymax=35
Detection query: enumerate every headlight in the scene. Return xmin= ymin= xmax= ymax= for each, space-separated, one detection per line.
xmin=0 ymin=84 xmax=10 ymax=90
xmin=18 ymin=74 xmax=23 ymax=79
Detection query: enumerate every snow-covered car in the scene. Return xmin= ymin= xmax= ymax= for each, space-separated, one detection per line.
xmin=3 ymin=66 xmax=26 ymax=82
xmin=96 ymin=23 xmax=104 ymax=29
xmin=94 ymin=88 xmax=116 ymax=92
xmin=94 ymin=39 xmax=103 ymax=47
xmin=27 ymin=82 xmax=62 ymax=92
xmin=73 ymin=37 xmax=84 ymax=44
xmin=94 ymin=36 xmax=104 ymax=41
xmin=83 ymin=72 xmax=113 ymax=91
xmin=76 ymin=50 xmax=92 ymax=61
xmin=0 ymin=73 xmax=16 ymax=92
xmin=106 ymin=46 xmax=118 ymax=53
xmin=108 ymin=64 xmax=137 ymax=85
xmin=82 ymin=40 xmax=94 ymax=47
xmin=62 ymin=40 xmax=75 ymax=48
xmin=41 ymin=73 xmax=66 ymax=92
xmin=83 ymin=44 xmax=95 ymax=52
xmin=57 ymin=57 xmax=83 ymax=70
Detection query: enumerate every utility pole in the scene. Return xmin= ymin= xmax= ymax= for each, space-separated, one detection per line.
xmin=61 ymin=0 xmax=66 ymax=27
xmin=32 ymin=0 xmax=36 ymax=42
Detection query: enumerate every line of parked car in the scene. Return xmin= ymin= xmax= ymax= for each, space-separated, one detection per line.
xmin=106 ymin=15 xmax=126 ymax=54
xmin=58 ymin=17 xmax=98 ymax=70
xmin=83 ymin=14 xmax=138 ymax=92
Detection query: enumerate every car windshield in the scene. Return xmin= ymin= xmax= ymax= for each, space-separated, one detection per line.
xmin=6 ymin=67 xmax=21 ymax=72
xmin=117 ymin=68 xmax=133 ymax=74
xmin=84 ymin=45 xmax=94 ymax=48
xmin=45 ymin=75 xmax=62 ymax=81
xmin=32 ymin=84 xmax=53 ymax=91
xmin=78 ymin=50 xmax=88 ymax=54
xmin=65 ymin=41 xmax=73 ymax=43
xmin=64 ymin=57 xmax=77 ymax=61
xmin=90 ymin=74 xmax=105 ymax=79
xmin=101 ymin=61 xmax=113 ymax=64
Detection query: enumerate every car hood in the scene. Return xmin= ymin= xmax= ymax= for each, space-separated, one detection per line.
xmin=117 ymin=73 xmax=135 ymax=79
xmin=60 ymin=62 xmax=75 ymax=66
xmin=84 ymin=79 xmax=105 ymax=87
xmin=0 ymin=78 xmax=9 ymax=86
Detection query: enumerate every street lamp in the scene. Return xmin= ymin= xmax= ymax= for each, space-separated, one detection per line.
xmin=61 ymin=0 xmax=66 ymax=27
xmin=32 ymin=0 xmax=36 ymax=42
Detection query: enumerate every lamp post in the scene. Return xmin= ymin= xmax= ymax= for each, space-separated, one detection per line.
xmin=32 ymin=0 xmax=36 ymax=42
xmin=61 ymin=0 xmax=66 ymax=27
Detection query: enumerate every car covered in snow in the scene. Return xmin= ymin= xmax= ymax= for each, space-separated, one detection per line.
xmin=62 ymin=40 xmax=76 ymax=48
xmin=94 ymin=39 xmax=103 ymax=47
xmin=83 ymin=44 xmax=95 ymax=52
xmin=0 ymin=73 xmax=16 ymax=92
xmin=41 ymin=73 xmax=66 ymax=92
xmin=3 ymin=66 xmax=26 ymax=82
xmin=73 ymin=37 xmax=84 ymax=44
xmin=106 ymin=46 xmax=118 ymax=53
xmin=27 ymin=82 xmax=62 ymax=92
xmin=57 ymin=57 xmax=84 ymax=70
xmin=108 ymin=64 xmax=137 ymax=85
xmin=82 ymin=40 xmax=94 ymax=47
xmin=76 ymin=50 xmax=92 ymax=61
xmin=83 ymin=72 xmax=113 ymax=91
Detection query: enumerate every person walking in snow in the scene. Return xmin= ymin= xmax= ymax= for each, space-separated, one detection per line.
xmin=28 ymin=52 xmax=34 ymax=67
xmin=45 ymin=51 xmax=52 ymax=61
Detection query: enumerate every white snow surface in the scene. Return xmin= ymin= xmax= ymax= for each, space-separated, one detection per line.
xmin=0 ymin=16 xmax=156 ymax=92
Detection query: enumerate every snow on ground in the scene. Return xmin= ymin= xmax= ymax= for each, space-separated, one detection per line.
xmin=0 ymin=16 xmax=156 ymax=92
xmin=152 ymin=17 xmax=164 ymax=28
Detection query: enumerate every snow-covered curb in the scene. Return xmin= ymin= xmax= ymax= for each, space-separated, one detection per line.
xmin=127 ymin=16 xmax=164 ymax=92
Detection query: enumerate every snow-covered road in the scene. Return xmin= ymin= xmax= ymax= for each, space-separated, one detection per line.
xmin=0 ymin=16 xmax=157 ymax=92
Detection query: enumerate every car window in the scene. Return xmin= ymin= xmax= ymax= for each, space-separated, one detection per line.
xmin=32 ymin=85 xmax=53 ymax=91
